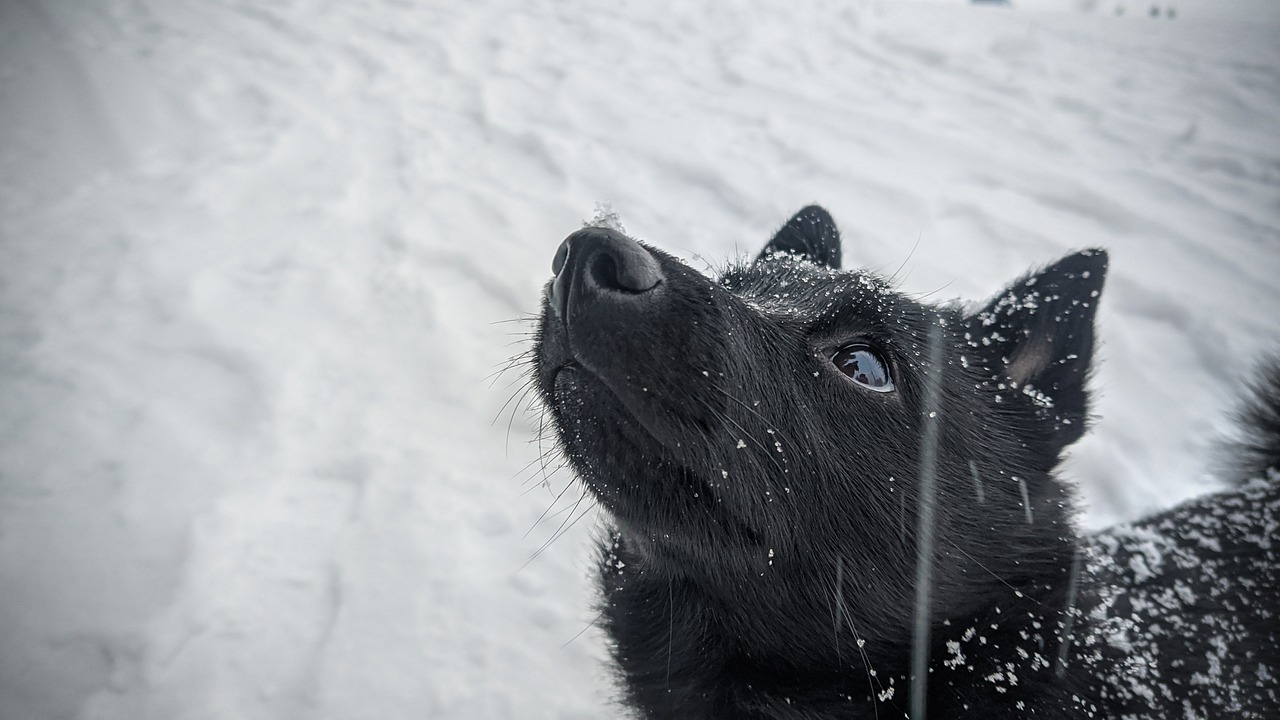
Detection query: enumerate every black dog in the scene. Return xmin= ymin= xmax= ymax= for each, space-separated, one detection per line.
xmin=532 ymin=206 xmax=1279 ymax=719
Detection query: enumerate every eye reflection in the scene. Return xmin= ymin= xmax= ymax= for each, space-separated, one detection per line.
xmin=832 ymin=345 xmax=894 ymax=392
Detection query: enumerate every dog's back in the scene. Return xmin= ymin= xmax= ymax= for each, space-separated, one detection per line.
xmin=1078 ymin=366 xmax=1280 ymax=717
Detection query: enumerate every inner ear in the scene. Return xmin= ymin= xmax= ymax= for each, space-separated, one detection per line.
xmin=965 ymin=249 xmax=1109 ymax=449
xmin=1006 ymin=335 xmax=1052 ymax=387
xmin=756 ymin=205 xmax=842 ymax=268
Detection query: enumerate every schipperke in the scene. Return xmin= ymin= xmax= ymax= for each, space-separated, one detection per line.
xmin=531 ymin=205 xmax=1279 ymax=719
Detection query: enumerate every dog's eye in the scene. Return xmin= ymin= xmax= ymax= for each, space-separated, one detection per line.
xmin=832 ymin=345 xmax=894 ymax=392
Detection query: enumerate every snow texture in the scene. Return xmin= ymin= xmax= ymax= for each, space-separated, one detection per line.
xmin=1080 ymin=472 xmax=1280 ymax=717
xmin=1 ymin=0 xmax=1278 ymax=718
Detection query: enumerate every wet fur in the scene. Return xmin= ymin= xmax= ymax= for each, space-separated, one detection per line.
xmin=532 ymin=206 xmax=1279 ymax=718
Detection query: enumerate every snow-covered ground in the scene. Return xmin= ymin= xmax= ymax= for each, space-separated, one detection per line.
xmin=1 ymin=0 xmax=1277 ymax=718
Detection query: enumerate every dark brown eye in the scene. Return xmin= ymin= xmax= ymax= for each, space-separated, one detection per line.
xmin=832 ymin=345 xmax=894 ymax=392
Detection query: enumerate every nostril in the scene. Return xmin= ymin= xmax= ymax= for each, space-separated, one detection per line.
xmin=585 ymin=240 xmax=662 ymax=294
xmin=589 ymin=252 xmax=622 ymax=292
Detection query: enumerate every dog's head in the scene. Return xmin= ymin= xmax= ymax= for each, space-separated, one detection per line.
xmin=533 ymin=205 xmax=1107 ymax=642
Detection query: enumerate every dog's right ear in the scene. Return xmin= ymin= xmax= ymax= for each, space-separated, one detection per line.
xmin=964 ymin=249 xmax=1109 ymax=451
xmin=756 ymin=205 xmax=841 ymax=268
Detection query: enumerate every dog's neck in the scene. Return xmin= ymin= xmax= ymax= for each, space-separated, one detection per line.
xmin=599 ymin=530 xmax=1086 ymax=719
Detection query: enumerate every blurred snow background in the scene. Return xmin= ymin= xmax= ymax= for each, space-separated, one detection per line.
xmin=1 ymin=0 xmax=1277 ymax=718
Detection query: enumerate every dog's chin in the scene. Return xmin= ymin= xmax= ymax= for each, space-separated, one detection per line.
xmin=549 ymin=365 xmax=774 ymax=563
xmin=550 ymin=360 xmax=686 ymax=459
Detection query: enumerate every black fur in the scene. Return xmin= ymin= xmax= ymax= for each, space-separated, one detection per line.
xmin=1229 ymin=361 xmax=1280 ymax=485
xmin=531 ymin=207 xmax=1279 ymax=719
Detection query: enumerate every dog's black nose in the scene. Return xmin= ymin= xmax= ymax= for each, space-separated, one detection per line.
xmin=549 ymin=228 xmax=663 ymax=320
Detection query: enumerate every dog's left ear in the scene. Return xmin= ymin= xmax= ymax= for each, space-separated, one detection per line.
xmin=757 ymin=205 xmax=841 ymax=268
xmin=964 ymin=249 xmax=1108 ymax=449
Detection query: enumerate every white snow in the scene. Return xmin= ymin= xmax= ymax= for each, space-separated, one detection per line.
xmin=1 ymin=0 xmax=1277 ymax=718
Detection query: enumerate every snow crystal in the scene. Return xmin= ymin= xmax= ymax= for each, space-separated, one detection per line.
xmin=586 ymin=202 xmax=627 ymax=234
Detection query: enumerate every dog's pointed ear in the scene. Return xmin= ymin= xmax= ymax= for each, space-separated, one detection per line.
xmin=756 ymin=205 xmax=841 ymax=268
xmin=964 ymin=249 xmax=1109 ymax=449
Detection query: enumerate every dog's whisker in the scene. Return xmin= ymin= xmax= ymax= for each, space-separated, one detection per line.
xmin=521 ymin=491 xmax=596 ymax=570
xmin=908 ymin=280 xmax=957 ymax=302
xmin=887 ymin=231 xmax=923 ymax=286
xmin=710 ymin=384 xmax=799 ymax=452
xmin=492 ymin=368 xmax=536 ymax=397
xmin=485 ymin=351 xmax=534 ymax=384
xmin=489 ymin=315 xmax=539 ymax=326
xmin=941 ymin=538 xmax=1049 ymax=610
xmin=492 ymin=377 xmax=536 ymax=426
xmin=517 ymin=450 xmax=567 ymax=489
xmin=523 ymin=491 xmax=581 ymax=535
xmin=835 ymin=556 xmax=884 ymax=716
xmin=523 ymin=468 xmax=581 ymax=537
xmin=505 ymin=385 xmax=540 ymax=452
xmin=561 ymin=608 xmax=607 ymax=649
xmin=498 ymin=336 xmax=537 ymax=349
xmin=510 ymin=448 xmax=557 ymax=480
